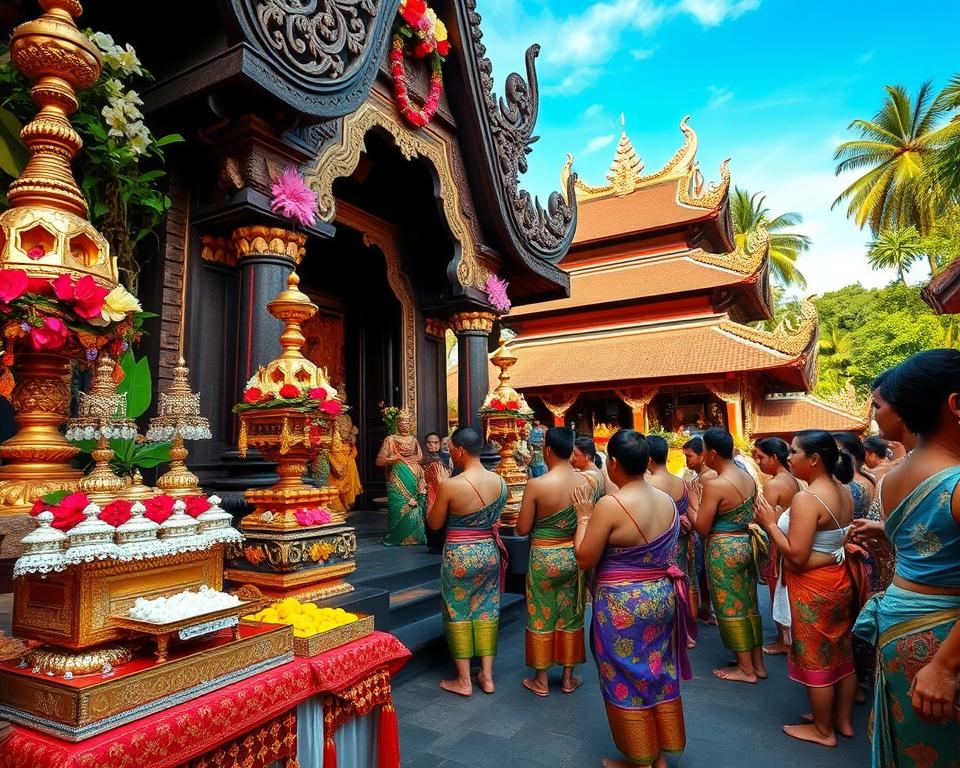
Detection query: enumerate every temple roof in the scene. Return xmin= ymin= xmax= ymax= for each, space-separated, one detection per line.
xmin=563 ymin=117 xmax=733 ymax=252
xmin=499 ymin=298 xmax=818 ymax=392
xmin=753 ymin=386 xmax=870 ymax=437
xmin=507 ymin=226 xmax=771 ymax=323
xmin=922 ymin=259 xmax=960 ymax=314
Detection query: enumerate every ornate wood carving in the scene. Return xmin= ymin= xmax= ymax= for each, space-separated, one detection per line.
xmin=615 ymin=388 xmax=659 ymax=410
xmin=450 ymin=0 xmax=577 ymax=266
xmin=200 ymin=235 xmax=237 ymax=267
xmin=449 ymin=311 xmax=494 ymax=335
xmin=539 ymin=393 xmax=579 ymax=420
xmin=424 ymin=318 xmax=449 ymax=340
xmin=233 ymin=226 xmax=306 ymax=264
xmin=303 ymin=95 xmax=489 ymax=288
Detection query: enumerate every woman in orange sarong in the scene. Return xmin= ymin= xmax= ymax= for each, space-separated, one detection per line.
xmin=755 ymin=430 xmax=867 ymax=749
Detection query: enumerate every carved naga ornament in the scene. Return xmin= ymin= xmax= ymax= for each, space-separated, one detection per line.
xmin=451 ymin=0 xmax=578 ymax=266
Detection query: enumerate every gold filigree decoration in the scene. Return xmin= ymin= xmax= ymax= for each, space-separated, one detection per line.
xmin=233 ymin=226 xmax=306 ymax=265
xmin=677 ymin=158 xmax=731 ymax=211
xmin=539 ymin=393 xmax=579 ymax=420
xmin=302 ymin=95 xmax=488 ymax=288
xmin=200 ymin=234 xmax=237 ymax=267
xmin=706 ymin=383 xmax=742 ymax=405
xmin=568 ymin=115 xmax=698 ymax=203
xmin=424 ymin=317 xmax=449 ymax=340
xmin=690 ymin=224 xmax=769 ymax=275
xmin=615 ymin=388 xmax=659 ymax=410
xmin=362 ymin=231 xmax=417 ymax=422
xmin=449 ymin=311 xmax=495 ymax=335
xmin=719 ymin=296 xmax=818 ymax=357
xmin=814 ymin=381 xmax=871 ymax=419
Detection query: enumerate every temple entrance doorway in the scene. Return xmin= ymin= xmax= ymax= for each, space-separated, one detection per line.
xmin=648 ymin=386 xmax=728 ymax=434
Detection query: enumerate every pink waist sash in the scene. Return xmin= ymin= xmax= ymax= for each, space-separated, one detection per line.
xmin=596 ymin=564 xmax=695 ymax=681
xmin=445 ymin=528 xmax=509 ymax=590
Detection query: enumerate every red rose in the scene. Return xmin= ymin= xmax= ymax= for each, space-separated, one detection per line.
xmin=52 ymin=273 xmax=75 ymax=302
xmin=144 ymin=494 xmax=176 ymax=524
xmin=243 ymin=387 xmax=263 ymax=404
xmin=401 ymin=0 xmax=426 ymax=25
xmin=0 ymin=269 xmax=29 ymax=304
xmin=30 ymin=317 xmax=69 ymax=350
xmin=437 ymin=40 xmax=450 ymax=57
xmin=278 ymin=383 xmax=300 ymax=399
xmin=506 ymin=400 xmax=519 ymax=410
xmin=71 ymin=276 xmax=109 ymax=320
xmin=320 ymin=399 xmax=342 ymax=416
xmin=50 ymin=492 xmax=92 ymax=531
xmin=413 ymin=40 xmax=432 ymax=58
xmin=30 ymin=496 xmax=46 ymax=515
xmin=100 ymin=499 xmax=133 ymax=527
xmin=308 ymin=386 xmax=330 ymax=401
xmin=183 ymin=496 xmax=211 ymax=518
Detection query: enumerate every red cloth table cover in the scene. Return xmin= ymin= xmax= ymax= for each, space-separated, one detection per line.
xmin=0 ymin=631 xmax=410 ymax=768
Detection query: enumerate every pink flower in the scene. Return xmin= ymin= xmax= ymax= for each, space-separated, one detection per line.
xmin=320 ymin=399 xmax=342 ymax=416
xmin=294 ymin=507 xmax=332 ymax=526
xmin=0 ymin=269 xmax=29 ymax=304
xmin=484 ymin=274 xmax=511 ymax=314
xmin=26 ymin=245 xmax=45 ymax=260
xmin=52 ymin=273 xmax=75 ymax=302
xmin=30 ymin=317 xmax=69 ymax=350
xmin=308 ymin=386 xmax=331 ymax=401
xmin=270 ymin=167 xmax=318 ymax=228
xmin=71 ymin=276 xmax=109 ymax=320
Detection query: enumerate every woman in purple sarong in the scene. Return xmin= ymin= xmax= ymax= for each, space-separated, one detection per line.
xmin=574 ymin=430 xmax=694 ymax=768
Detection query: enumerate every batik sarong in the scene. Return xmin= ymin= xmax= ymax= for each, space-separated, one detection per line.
xmin=592 ymin=515 xmax=693 ymax=766
xmin=381 ymin=461 xmax=426 ymax=546
xmin=784 ymin=561 xmax=860 ymax=687
xmin=706 ymin=496 xmax=763 ymax=652
xmin=441 ymin=482 xmax=507 ymax=658
xmin=528 ymin=428 xmax=546 ymax=478
xmin=526 ymin=505 xmax=585 ymax=669
xmin=854 ymin=585 xmax=960 ymax=768
xmin=672 ymin=490 xmax=698 ymax=640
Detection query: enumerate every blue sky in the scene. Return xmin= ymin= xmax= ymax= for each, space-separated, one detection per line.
xmin=477 ymin=0 xmax=960 ymax=295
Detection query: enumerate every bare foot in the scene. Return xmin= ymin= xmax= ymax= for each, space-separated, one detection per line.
xmin=521 ymin=677 xmax=549 ymax=697
xmin=762 ymin=641 xmax=789 ymax=655
xmin=439 ymin=678 xmax=472 ymax=697
xmin=699 ymin=610 xmax=718 ymax=626
xmin=800 ymin=714 xmax=853 ymax=737
xmin=713 ymin=666 xmax=757 ymax=684
xmin=754 ymin=665 xmax=768 ymax=680
xmin=783 ymin=723 xmax=837 ymax=747
xmin=561 ymin=676 xmax=583 ymax=694
xmin=475 ymin=671 xmax=495 ymax=694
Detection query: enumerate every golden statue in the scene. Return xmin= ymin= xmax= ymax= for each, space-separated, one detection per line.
xmin=375 ymin=409 xmax=426 ymax=546
xmin=327 ymin=386 xmax=362 ymax=512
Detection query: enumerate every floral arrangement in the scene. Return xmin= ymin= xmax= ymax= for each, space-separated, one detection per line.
xmin=31 ymin=490 xmax=211 ymax=530
xmin=234 ymin=381 xmax=343 ymax=416
xmin=0 ymin=269 xmax=147 ymax=398
xmin=270 ymin=167 xmax=318 ymax=229
xmin=391 ymin=0 xmax=451 ymax=128
xmin=484 ymin=274 xmax=511 ymax=314
xmin=293 ymin=506 xmax=332 ymax=526
xmin=646 ymin=427 xmax=689 ymax=450
xmin=380 ymin=402 xmax=402 ymax=435
xmin=480 ymin=392 xmax=534 ymax=419
xmin=0 ymin=30 xmax=183 ymax=294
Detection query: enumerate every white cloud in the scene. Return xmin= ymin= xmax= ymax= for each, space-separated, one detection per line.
xmin=582 ymin=103 xmax=605 ymax=119
xmin=583 ymin=134 xmax=617 ymax=154
xmin=543 ymin=67 xmax=604 ymax=96
xmin=630 ymin=47 xmax=658 ymax=60
xmin=706 ymin=85 xmax=734 ymax=109
xmin=676 ymin=0 xmax=761 ymax=26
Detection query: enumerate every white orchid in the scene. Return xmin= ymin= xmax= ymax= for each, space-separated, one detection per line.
xmin=104 ymin=78 xmax=124 ymax=99
xmin=101 ymin=103 xmax=128 ymax=138
xmin=117 ymin=44 xmax=143 ymax=77
xmin=87 ymin=31 xmax=117 ymax=54
xmin=117 ymin=89 xmax=144 ymax=119
xmin=125 ymin=121 xmax=152 ymax=155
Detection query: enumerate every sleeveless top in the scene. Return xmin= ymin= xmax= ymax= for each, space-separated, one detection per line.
xmin=886 ymin=466 xmax=960 ymax=588
xmin=532 ymin=505 xmax=576 ymax=543
xmin=448 ymin=479 xmax=507 ymax=531
xmin=776 ymin=491 xmax=848 ymax=563
xmin=711 ymin=486 xmax=755 ymax=534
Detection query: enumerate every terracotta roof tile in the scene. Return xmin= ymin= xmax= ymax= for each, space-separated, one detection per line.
xmin=753 ymin=396 xmax=869 ymax=436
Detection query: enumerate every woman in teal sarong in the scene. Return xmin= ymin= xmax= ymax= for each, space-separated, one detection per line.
xmin=850 ymin=351 xmax=960 ymax=768
xmin=376 ymin=410 xmax=426 ymax=546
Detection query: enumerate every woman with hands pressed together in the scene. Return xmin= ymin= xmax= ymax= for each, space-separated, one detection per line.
xmin=848 ymin=350 xmax=960 ymax=768
xmin=754 ymin=430 xmax=866 ymax=747
xmin=573 ymin=430 xmax=693 ymax=768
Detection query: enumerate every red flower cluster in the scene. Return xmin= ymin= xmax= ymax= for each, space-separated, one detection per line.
xmin=184 ymin=495 xmax=211 ymax=518
xmin=100 ymin=498 xmax=133 ymax=527
xmin=144 ymin=494 xmax=175 ymax=524
xmin=390 ymin=39 xmax=443 ymax=128
xmin=488 ymin=397 xmax=521 ymax=412
xmin=52 ymin=274 xmax=108 ymax=322
xmin=239 ymin=383 xmax=342 ymax=414
xmin=30 ymin=491 xmax=90 ymax=531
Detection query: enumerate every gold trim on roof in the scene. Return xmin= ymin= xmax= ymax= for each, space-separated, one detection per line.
xmin=677 ymin=158 xmax=731 ymax=211
xmin=719 ymin=296 xmax=818 ymax=357
xmin=568 ymin=115 xmax=699 ymax=202
xmin=817 ymin=381 xmax=871 ymax=420
xmin=690 ymin=224 xmax=768 ymax=275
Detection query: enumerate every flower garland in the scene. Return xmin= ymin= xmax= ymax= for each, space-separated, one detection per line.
xmin=31 ymin=490 xmax=211 ymax=530
xmin=391 ymin=0 xmax=451 ymax=128
xmin=479 ymin=394 xmax=534 ymax=420
xmin=233 ymin=382 xmax=343 ymax=416
xmin=0 ymin=268 xmax=146 ymax=398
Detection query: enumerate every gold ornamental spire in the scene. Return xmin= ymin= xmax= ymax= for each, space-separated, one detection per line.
xmin=605 ymin=113 xmax=645 ymax=196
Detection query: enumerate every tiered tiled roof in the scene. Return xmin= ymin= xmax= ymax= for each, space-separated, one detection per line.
xmin=753 ymin=385 xmax=870 ymax=437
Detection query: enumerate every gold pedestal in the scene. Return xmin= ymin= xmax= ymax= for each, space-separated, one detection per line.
xmin=0 ymin=353 xmax=82 ymax=514
xmin=78 ymin=433 xmax=126 ymax=505
xmin=485 ymin=414 xmax=527 ymax=528
xmin=155 ymin=434 xmax=203 ymax=497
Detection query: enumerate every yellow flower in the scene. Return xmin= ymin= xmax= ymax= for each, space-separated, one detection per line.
xmin=92 ymin=285 xmax=142 ymax=326
xmin=434 ymin=19 xmax=448 ymax=42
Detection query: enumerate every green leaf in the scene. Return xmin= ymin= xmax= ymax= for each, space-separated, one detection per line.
xmin=153 ymin=133 xmax=184 ymax=148
xmin=117 ymin=351 xmax=152 ymax=418
xmin=41 ymin=489 xmax=71 ymax=506
xmin=131 ymin=441 xmax=171 ymax=467
xmin=0 ymin=107 xmax=28 ymax=178
xmin=137 ymin=169 xmax=165 ymax=182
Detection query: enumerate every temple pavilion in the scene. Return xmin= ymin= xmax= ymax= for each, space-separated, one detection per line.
xmin=476 ymin=118 xmax=868 ymax=443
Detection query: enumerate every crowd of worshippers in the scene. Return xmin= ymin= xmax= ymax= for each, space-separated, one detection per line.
xmin=421 ymin=348 xmax=960 ymax=768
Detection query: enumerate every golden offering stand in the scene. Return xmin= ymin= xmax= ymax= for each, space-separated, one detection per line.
xmin=481 ymin=335 xmax=533 ymax=529
xmin=225 ymin=273 xmax=356 ymax=601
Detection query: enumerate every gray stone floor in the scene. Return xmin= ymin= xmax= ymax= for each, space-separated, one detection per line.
xmin=393 ymin=601 xmax=871 ymax=767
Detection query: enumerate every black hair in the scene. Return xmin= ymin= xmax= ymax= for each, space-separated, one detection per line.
xmin=878 ymin=349 xmax=960 ymax=437
xmin=794 ymin=429 xmax=855 ymax=483
xmin=683 ymin=436 xmax=704 ymax=453
xmin=545 ymin=427 xmax=575 ymax=459
xmin=646 ymin=434 xmax=669 ymax=465
xmin=755 ymin=437 xmax=789 ymax=469
xmin=871 ymin=369 xmax=891 ymax=392
xmin=593 ymin=454 xmax=602 ymax=469
xmin=833 ymin=432 xmax=866 ymax=469
xmin=702 ymin=428 xmax=734 ymax=460
xmin=607 ymin=429 xmax=649 ymax=475
xmin=574 ymin=435 xmax=597 ymax=459
xmin=425 ymin=431 xmax=442 ymax=442
xmin=451 ymin=427 xmax=483 ymax=456
xmin=863 ymin=436 xmax=888 ymax=457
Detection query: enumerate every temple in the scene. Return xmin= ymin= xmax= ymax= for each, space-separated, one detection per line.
xmin=478 ymin=118 xmax=867 ymax=442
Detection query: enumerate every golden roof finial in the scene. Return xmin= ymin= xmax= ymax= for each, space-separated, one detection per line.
xmin=606 ymin=116 xmax=644 ymax=196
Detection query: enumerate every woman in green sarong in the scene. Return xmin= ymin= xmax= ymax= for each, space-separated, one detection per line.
xmin=376 ymin=410 xmax=426 ymax=546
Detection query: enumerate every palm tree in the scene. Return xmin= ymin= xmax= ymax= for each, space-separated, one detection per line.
xmin=730 ymin=187 xmax=810 ymax=289
xmin=833 ymin=81 xmax=959 ymax=273
xmin=865 ymin=226 xmax=924 ymax=286
xmin=819 ymin=325 xmax=853 ymax=368
xmin=929 ymin=74 xmax=960 ymax=208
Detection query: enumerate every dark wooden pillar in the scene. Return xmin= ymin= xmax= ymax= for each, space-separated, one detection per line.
xmin=449 ymin=311 xmax=495 ymax=433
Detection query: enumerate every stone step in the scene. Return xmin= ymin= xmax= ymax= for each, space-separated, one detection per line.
xmin=388 ymin=580 xmax=442 ymax=629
